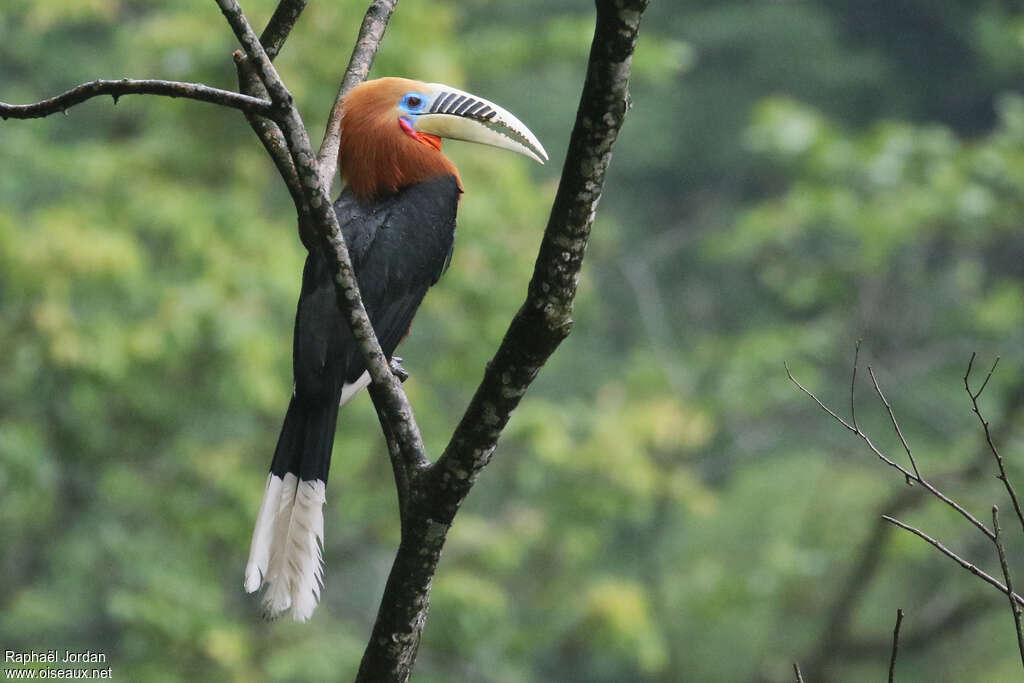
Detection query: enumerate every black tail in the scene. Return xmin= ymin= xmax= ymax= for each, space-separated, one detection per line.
xmin=270 ymin=393 xmax=342 ymax=484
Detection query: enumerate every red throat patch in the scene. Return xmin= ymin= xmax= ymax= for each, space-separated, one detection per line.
xmin=399 ymin=117 xmax=443 ymax=152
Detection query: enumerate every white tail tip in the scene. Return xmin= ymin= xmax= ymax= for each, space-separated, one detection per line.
xmin=244 ymin=473 xmax=327 ymax=621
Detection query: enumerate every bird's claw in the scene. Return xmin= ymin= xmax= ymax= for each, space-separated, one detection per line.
xmin=389 ymin=356 xmax=409 ymax=383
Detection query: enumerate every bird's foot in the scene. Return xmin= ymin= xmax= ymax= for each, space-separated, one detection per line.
xmin=389 ymin=356 xmax=409 ymax=383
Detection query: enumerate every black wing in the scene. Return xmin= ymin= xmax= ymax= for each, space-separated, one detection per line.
xmin=292 ymin=174 xmax=461 ymax=401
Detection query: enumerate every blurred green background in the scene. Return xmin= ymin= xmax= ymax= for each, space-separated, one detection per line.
xmin=3 ymin=0 xmax=1024 ymax=680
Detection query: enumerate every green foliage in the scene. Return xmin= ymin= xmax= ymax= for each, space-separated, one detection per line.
xmin=2 ymin=1 xmax=1024 ymax=681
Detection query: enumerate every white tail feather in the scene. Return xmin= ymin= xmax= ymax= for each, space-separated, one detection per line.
xmin=244 ymin=473 xmax=283 ymax=593
xmin=244 ymin=473 xmax=327 ymax=621
xmin=282 ymin=480 xmax=327 ymax=620
xmin=260 ymin=473 xmax=300 ymax=616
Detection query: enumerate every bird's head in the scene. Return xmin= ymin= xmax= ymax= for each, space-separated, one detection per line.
xmin=339 ymin=77 xmax=547 ymax=199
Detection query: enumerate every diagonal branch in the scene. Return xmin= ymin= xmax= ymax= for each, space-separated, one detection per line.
xmin=429 ymin=0 xmax=648 ymax=510
xmin=0 ymin=79 xmax=272 ymax=119
xmin=234 ymin=0 xmax=314 ymax=249
xmin=882 ymin=515 xmax=1024 ymax=607
xmin=233 ymin=52 xmax=313 ymax=246
xmin=316 ymin=0 xmax=400 ymax=186
xmin=992 ymin=506 xmax=1024 ymax=669
xmin=786 ymin=362 xmax=995 ymax=542
xmin=215 ymin=0 xmax=428 ymax=480
xmin=353 ymin=1 xmax=649 ymax=681
xmin=965 ymin=354 xmax=1024 ymax=535
xmin=798 ymin=373 xmax=1024 ymax=677
xmin=868 ymin=366 xmax=921 ymax=479
xmin=259 ymin=0 xmax=309 ymax=60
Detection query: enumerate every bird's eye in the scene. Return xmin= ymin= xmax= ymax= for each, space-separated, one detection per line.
xmin=406 ymin=95 xmax=422 ymax=108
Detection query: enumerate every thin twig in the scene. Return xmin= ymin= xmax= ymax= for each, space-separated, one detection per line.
xmin=992 ymin=506 xmax=1024 ymax=669
xmin=316 ymin=0 xmax=399 ymax=186
xmin=793 ymin=661 xmax=804 ymax=683
xmin=850 ymin=340 xmax=861 ymax=431
xmin=881 ymin=515 xmax=1024 ymax=607
xmin=888 ymin=608 xmax=903 ymax=683
xmin=967 ymin=352 xmax=1000 ymax=400
xmin=801 ymin=377 xmax=1024 ymax=675
xmin=965 ymin=355 xmax=1024 ymax=535
xmin=0 ymin=79 xmax=271 ymax=119
xmin=786 ymin=363 xmax=996 ymax=541
xmin=868 ymin=366 xmax=921 ymax=479
xmin=838 ymin=597 xmax=989 ymax=659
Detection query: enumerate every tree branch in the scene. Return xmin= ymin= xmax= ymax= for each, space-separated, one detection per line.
xmin=992 ymin=506 xmax=1024 ymax=669
xmin=965 ymin=354 xmax=1024 ymax=535
xmin=0 ymin=79 xmax=272 ymax=119
xmin=353 ymin=1 xmax=649 ymax=680
xmin=259 ymin=0 xmax=309 ymax=60
xmin=233 ymin=52 xmax=314 ymax=247
xmin=316 ymin=0 xmax=399 ymax=186
xmin=868 ymin=366 xmax=921 ymax=480
xmin=888 ymin=608 xmax=903 ymax=683
xmin=786 ymin=362 xmax=995 ymax=542
xmin=881 ymin=515 xmax=1024 ymax=607
xmin=233 ymin=0 xmax=312 ymax=245
xmin=430 ymin=0 xmax=647 ymax=509
xmin=799 ymin=375 xmax=1024 ymax=676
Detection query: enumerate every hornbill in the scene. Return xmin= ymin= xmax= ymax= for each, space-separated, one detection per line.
xmin=244 ymin=78 xmax=547 ymax=620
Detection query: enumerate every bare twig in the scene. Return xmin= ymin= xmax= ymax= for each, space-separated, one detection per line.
xmin=881 ymin=515 xmax=1024 ymax=607
xmin=966 ymin=352 xmax=1000 ymax=400
xmin=888 ymin=608 xmax=903 ymax=683
xmin=850 ymin=340 xmax=861 ymax=431
xmin=839 ymin=597 xmax=989 ymax=658
xmin=785 ymin=363 xmax=995 ymax=541
xmin=993 ymin=506 xmax=1024 ymax=668
xmin=868 ymin=367 xmax=921 ymax=480
xmin=0 ymin=79 xmax=271 ymax=119
xmin=316 ymin=0 xmax=399 ymax=186
xmin=965 ymin=355 xmax=1024 ymax=535
xmin=801 ymin=377 xmax=1024 ymax=675
xmin=793 ymin=661 xmax=804 ymax=683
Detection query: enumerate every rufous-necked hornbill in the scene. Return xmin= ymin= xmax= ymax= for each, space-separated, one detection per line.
xmin=243 ymin=78 xmax=547 ymax=620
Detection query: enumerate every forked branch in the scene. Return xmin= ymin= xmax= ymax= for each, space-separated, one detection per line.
xmin=791 ymin=349 xmax=1024 ymax=676
xmin=785 ymin=360 xmax=994 ymax=541
xmin=965 ymin=354 xmax=1024 ymax=535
